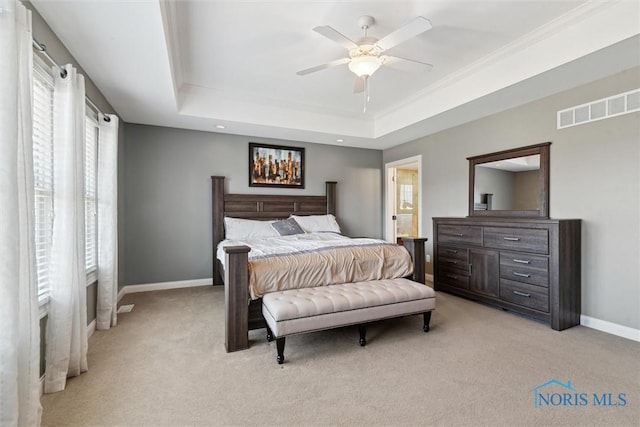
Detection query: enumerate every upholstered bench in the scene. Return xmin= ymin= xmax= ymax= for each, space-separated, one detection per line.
xmin=262 ymin=278 xmax=436 ymax=364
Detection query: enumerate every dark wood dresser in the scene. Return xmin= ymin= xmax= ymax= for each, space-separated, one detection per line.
xmin=433 ymin=217 xmax=581 ymax=330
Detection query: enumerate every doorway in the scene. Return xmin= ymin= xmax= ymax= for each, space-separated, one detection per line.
xmin=384 ymin=155 xmax=422 ymax=243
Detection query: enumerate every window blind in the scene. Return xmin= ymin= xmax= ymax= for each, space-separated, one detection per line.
xmin=32 ymin=58 xmax=55 ymax=304
xmin=85 ymin=117 xmax=98 ymax=285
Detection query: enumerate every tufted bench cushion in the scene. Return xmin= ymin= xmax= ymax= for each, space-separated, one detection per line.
xmin=262 ymin=278 xmax=436 ymax=339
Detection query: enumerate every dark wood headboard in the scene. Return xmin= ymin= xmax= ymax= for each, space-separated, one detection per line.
xmin=211 ymin=176 xmax=337 ymax=285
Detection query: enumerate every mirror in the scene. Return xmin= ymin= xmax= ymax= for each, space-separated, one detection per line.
xmin=474 ymin=154 xmax=540 ymax=211
xmin=468 ymin=142 xmax=550 ymax=218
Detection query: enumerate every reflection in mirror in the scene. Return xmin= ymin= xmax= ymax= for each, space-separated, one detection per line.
xmin=468 ymin=142 xmax=550 ymax=218
xmin=474 ymin=155 xmax=540 ymax=211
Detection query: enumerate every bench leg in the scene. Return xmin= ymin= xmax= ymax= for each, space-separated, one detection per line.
xmin=276 ymin=337 xmax=286 ymax=364
xmin=358 ymin=325 xmax=366 ymax=346
xmin=423 ymin=312 xmax=432 ymax=333
xmin=266 ymin=326 xmax=274 ymax=342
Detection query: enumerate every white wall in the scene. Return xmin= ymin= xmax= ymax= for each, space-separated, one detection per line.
xmin=383 ymin=67 xmax=640 ymax=330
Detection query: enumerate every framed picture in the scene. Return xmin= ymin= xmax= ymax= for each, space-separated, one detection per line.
xmin=249 ymin=143 xmax=305 ymax=188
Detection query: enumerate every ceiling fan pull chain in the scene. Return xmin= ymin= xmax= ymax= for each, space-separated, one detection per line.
xmin=363 ymin=90 xmax=367 ymax=113
xmin=363 ymin=76 xmax=369 ymax=113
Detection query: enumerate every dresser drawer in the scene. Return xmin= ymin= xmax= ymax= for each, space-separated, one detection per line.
xmin=437 ymin=225 xmax=482 ymax=246
xmin=500 ymin=252 xmax=549 ymax=287
xmin=484 ymin=227 xmax=548 ymax=254
xmin=438 ymin=264 xmax=469 ymax=290
xmin=500 ymin=279 xmax=549 ymax=312
xmin=438 ymin=244 xmax=469 ymax=264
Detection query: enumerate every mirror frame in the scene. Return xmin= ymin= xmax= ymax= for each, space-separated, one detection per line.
xmin=468 ymin=142 xmax=551 ymax=218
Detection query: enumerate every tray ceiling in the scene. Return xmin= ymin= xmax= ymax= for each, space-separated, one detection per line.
xmin=31 ymin=0 xmax=640 ymax=149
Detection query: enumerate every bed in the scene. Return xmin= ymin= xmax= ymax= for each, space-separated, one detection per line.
xmin=211 ymin=176 xmax=426 ymax=352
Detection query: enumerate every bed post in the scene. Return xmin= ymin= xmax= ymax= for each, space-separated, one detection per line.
xmin=212 ymin=176 xmax=225 ymax=285
xmin=402 ymin=238 xmax=427 ymax=284
xmin=224 ymin=245 xmax=251 ymax=352
xmin=326 ymin=181 xmax=337 ymax=216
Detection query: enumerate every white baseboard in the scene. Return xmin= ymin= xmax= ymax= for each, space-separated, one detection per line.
xmin=119 ymin=278 xmax=213 ymax=300
xmin=581 ymin=315 xmax=640 ymax=342
xmin=425 ymin=273 xmax=434 ymax=283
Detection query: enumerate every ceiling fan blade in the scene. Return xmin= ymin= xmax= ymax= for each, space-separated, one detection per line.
xmin=313 ymin=26 xmax=359 ymax=50
xmin=296 ymin=58 xmax=350 ymax=76
xmin=376 ymin=17 xmax=432 ymax=51
xmin=353 ymin=77 xmax=365 ymax=94
xmin=384 ymin=55 xmax=434 ymax=73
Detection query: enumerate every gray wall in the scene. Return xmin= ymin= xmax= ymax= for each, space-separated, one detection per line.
xmin=383 ymin=67 xmax=640 ymax=330
xmin=475 ymin=167 xmax=515 ymax=210
xmin=123 ymin=125 xmax=382 ymax=286
xmin=514 ymin=170 xmax=539 ymax=210
xmin=475 ymin=168 xmax=539 ymax=211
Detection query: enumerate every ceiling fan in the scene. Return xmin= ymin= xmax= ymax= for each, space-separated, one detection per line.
xmin=297 ymin=15 xmax=434 ymax=111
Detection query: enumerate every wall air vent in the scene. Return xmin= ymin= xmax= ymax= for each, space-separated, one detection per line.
xmin=557 ymin=89 xmax=640 ymax=129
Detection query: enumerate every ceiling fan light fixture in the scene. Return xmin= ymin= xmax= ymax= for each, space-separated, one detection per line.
xmin=299 ymin=15 xmax=433 ymax=113
xmin=348 ymin=54 xmax=382 ymax=77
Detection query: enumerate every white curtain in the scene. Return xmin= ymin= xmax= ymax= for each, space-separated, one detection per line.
xmin=96 ymin=114 xmax=119 ymax=330
xmin=0 ymin=1 xmax=43 ymax=425
xmin=44 ymin=64 xmax=89 ymax=393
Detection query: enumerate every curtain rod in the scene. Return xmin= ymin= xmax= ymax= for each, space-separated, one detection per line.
xmin=32 ymin=38 xmax=111 ymax=123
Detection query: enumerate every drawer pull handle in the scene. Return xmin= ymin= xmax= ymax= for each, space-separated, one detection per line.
xmin=446 ymin=249 xmax=458 ymax=254
xmin=503 ymin=237 xmax=520 ymax=241
xmin=513 ymin=259 xmax=530 ymax=264
xmin=453 ymin=233 xmax=464 ymax=237
xmin=446 ymin=260 xmax=458 ymax=264
xmin=513 ymin=272 xmax=531 ymax=278
xmin=513 ymin=290 xmax=531 ymax=297
xmin=446 ymin=275 xmax=458 ymax=280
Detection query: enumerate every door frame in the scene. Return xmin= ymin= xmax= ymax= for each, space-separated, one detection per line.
xmin=384 ymin=155 xmax=423 ymax=243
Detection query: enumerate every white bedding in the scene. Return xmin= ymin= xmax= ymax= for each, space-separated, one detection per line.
xmin=216 ymin=232 xmax=414 ymax=299
xmin=218 ymin=232 xmax=363 ymax=267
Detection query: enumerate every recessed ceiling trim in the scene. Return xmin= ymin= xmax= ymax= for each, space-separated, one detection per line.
xmin=31 ymin=0 xmax=640 ymax=150
xmin=178 ymin=84 xmax=375 ymax=138
xmin=158 ymin=0 xmax=183 ymax=105
xmin=165 ymin=0 xmax=638 ymax=142
xmin=373 ymin=0 xmax=640 ymax=137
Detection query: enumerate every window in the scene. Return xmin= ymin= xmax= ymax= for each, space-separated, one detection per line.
xmin=32 ymin=57 xmax=54 ymax=305
xmin=85 ymin=116 xmax=98 ymax=285
xmin=32 ymin=57 xmax=100 ymax=308
xmin=400 ymin=184 xmax=413 ymax=210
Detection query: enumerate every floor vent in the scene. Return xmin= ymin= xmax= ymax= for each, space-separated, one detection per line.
xmin=557 ymin=89 xmax=640 ymax=129
xmin=117 ymin=304 xmax=135 ymax=313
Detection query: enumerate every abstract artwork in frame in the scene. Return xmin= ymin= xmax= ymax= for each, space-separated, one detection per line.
xmin=249 ymin=143 xmax=305 ymax=188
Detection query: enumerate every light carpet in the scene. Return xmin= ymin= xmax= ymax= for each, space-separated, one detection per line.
xmin=41 ymin=285 xmax=639 ymax=426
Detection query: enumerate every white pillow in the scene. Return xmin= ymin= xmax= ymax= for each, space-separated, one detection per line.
xmin=290 ymin=214 xmax=341 ymax=234
xmin=224 ymin=217 xmax=279 ymax=240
